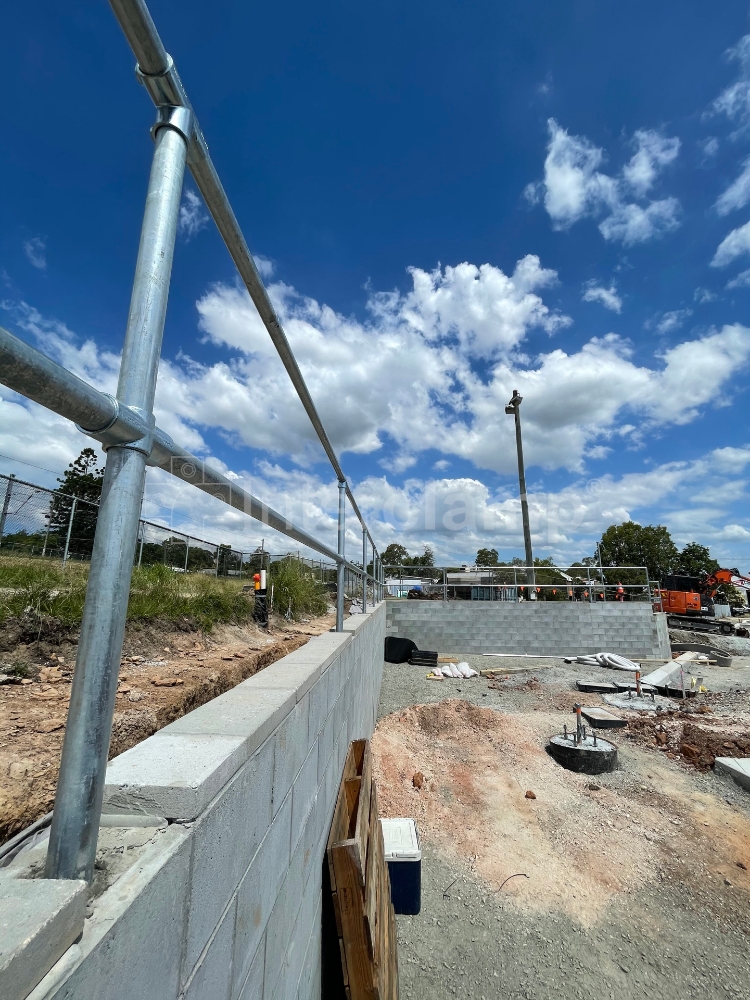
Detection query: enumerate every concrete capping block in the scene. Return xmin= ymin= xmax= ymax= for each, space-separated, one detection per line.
xmin=715 ymin=757 xmax=750 ymax=791
xmin=161 ymin=686 xmax=296 ymax=753
xmin=0 ymin=877 xmax=86 ymax=1000
xmin=241 ymin=633 xmax=351 ymax=703
xmin=104 ymin=733 xmax=248 ymax=821
xmin=46 ymin=823 xmax=192 ymax=1000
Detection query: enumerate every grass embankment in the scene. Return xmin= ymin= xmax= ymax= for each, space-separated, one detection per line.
xmin=0 ymin=555 xmax=328 ymax=630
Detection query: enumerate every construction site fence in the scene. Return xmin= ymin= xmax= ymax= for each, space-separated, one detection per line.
xmin=383 ymin=563 xmax=654 ymax=603
xmin=0 ymin=473 xmax=377 ymax=596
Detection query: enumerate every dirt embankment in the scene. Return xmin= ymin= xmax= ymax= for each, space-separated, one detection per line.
xmin=0 ymin=611 xmax=335 ymax=842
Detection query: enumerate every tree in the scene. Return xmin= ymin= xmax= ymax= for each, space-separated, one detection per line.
xmin=48 ymin=448 xmax=104 ymax=558
xmin=676 ymin=542 xmax=719 ymax=577
xmin=381 ymin=543 xmax=409 ymax=568
xmin=408 ymin=546 xmax=434 ymax=568
xmin=476 ymin=547 xmax=499 ymax=566
xmin=598 ymin=521 xmax=678 ymax=582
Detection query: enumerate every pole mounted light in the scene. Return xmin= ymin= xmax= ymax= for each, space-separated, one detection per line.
xmin=505 ymin=389 xmax=535 ymax=594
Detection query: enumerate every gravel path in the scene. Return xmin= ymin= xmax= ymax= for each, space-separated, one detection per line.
xmin=377 ymin=657 xmax=750 ymax=1000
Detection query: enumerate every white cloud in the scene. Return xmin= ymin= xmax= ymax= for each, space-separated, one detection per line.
xmin=716 ymin=156 xmax=750 ymax=215
xmin=694 ymin=287 xmax=717 ymax=303
xmin=4 ymin=273 xmax=750 ymax=501
xmin=23 ymin=237 xmax=47 ymax=270
xmin=711 ymin=219 xmax=750 ymax=267
xmin=622 ymin=130 xmax=680 ymax=197
xmin=253 ymin=255 xmax=275 ymax=279
xmin=581 ymin=281 xmax=622 ymax=313
xmin=726 ymin=268 xmax=750 ymax=289
xmin=178 ymin=190 xmax=209 ymax=240
xmin=701 ymin=137 xmax=720 ymax=159
xmin=433 ymin=459 xmax=450 ymax=471
xmin=710 ymin=34 xmax=750 ymax=133
xmin=527 ymin=120 xmax=681 ymax=245
xmin=655 ymin=309 xmax=692 ymax=334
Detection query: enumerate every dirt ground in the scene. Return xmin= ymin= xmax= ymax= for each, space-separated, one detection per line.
xmin=373 ymin=656 xmax=750 ymax=1000
xmin=0 ymin=610 xmax=336 ymax=841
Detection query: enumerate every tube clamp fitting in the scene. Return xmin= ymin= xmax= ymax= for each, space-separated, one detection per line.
xmin=76 ymin=399 xmax=154 ymax=455
xmin=151 ymin=105 xmax=193 ymax=144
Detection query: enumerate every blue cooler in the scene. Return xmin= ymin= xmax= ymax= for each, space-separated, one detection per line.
xmin=380 ymin=818 xmax=421 ymax=915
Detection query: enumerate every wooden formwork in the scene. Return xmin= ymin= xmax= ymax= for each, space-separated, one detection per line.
xmin=326 ymin=739 xmax=399 ymax=1000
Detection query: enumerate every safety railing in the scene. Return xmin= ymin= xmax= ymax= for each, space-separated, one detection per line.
xmin=0 ymin=0 xmax=384 ymax=882
xmin=383 ymin=564 xmax=653 ymax=602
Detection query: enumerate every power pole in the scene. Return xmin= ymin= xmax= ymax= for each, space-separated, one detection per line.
xmin=505 ymin=390 xmax=535 ymax=594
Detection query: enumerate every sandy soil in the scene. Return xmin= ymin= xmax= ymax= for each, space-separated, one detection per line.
xmin=373 ymin=657 xmax=750 ymax=1000
xmin=0 ymin=610 xmax=335 ymax=841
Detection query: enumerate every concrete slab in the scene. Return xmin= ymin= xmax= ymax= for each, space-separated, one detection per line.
xmin=603 ymin=693 xmax=674 ymax=712
xmin=576 ymin=680 xmax=618 ymax=693
xmin=580 ymin=706 xmax=627 ymax=729
xmin=715 ymin=757 xmax=750 ymax=792
xmin=0 ymin=877 xmax=86 ymax=1000
xmin=104 ymin=732 xmax=247 ymax=820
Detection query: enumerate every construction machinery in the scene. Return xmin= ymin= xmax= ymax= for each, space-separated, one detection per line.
xmin=653 ymin=569 xmax=750 ymax=636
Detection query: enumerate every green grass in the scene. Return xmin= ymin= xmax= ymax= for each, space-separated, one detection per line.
xmin=0 ymin=554 xmax=331 ymax=630
xmin=0 ymin=557 xmax=252 ymax=630
xmin=269 ymin=557 xmax=329 ymax=620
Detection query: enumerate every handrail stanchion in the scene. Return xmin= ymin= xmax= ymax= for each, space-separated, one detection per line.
xmin=336 ymin=481 xmax=346 ymax=631
xmin=45 ymin=109 xmax=190 ymax=883
xmin=362 ymin=527 xmax=367 ymax=613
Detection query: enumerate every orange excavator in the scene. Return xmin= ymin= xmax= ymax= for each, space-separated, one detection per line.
xmin=653 ymin=568 xmax=750 ymax=636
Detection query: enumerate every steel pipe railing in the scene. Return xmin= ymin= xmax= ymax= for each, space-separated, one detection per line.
xmin=0 ymin=0 xmax=385 ymax=883
xmin=107 ymin=0 xmax=377 ymax=551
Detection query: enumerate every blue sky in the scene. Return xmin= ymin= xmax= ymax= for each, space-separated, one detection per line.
xmin=2 ymin=1 xmax=750 ymax=567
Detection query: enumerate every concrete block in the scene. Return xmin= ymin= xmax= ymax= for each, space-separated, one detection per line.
xmin=0 ymin=877 xmax=86 ymax=1000
xmin=236 ymin=937 xmax=265 ymax=1000
xmin=715 ymin=757 xmax=750 ymax=792
xmin=272 ymin=696 xmax=311 ymax=815
xmin=184 ymin=897 xmax=236 ymax=1000
xmin=241 ymin=634 xmax=348 ymax=702
xmin=263 ymin=835 xmax=306 ymax=997
xmin=232 ymin=794 xmax=292 ymax=1000
xmin=307 ymin=671 xmax=330 ymax=743
xmin=104 ymin=732 xmax=247 ymax=821
xmin=161 ymin=685 xmax=295 ymax=756
xmin=185 ymin=736 xmax=274 ymax=974
xmin=49 ymin=824 xmax=192 ymax=1000
xmin=291 ymin=739 xmax=320 ymax=853
xmin=317 ymin=704 xmax=336 ymax=782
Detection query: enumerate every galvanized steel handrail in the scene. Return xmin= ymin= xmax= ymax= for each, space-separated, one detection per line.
xmin=108 ymin=0 xmax=374 ymax=547
xmin=0 ymin=0 xmax=385 ymax=882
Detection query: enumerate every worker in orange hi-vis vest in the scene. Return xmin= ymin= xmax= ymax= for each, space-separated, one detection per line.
xmin=616 ymin=581 xmax=624 ymax=602
xmin=253 ymin=569 xmax=269 ymax=627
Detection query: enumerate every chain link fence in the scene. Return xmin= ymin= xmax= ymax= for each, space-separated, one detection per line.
xmin=0 ymin=472 xmax=341 ymax=581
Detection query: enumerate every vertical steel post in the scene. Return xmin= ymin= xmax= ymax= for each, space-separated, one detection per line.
xmin=362 ymin=527 xmax=367 ymax=613
xmin=336 ymin=481 xmax=346 ymax=631
xmin=138 ymin=531 xmax=144 ymax=568
xmin=45 ymin=112 xmax=189 ymax=882
xmin=443 ymin=566 xmax=447 ymax=602
xmin=184 ymin=536 xmax=190 ymax=572
xmin=0 ymin=474 xmax=15 ymax=547
xmin=506 ymin=392 xmax=534 ymax=591
xmin=62 ymin=499 xmax=77 ymax=567
xmin=41 ymin=518 xmax=51 ymax=558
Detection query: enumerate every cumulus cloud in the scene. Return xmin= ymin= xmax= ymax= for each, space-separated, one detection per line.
xmin=655 ymin=309 xmax=692 ymax=334
xmin=581 ymin=281 xmax=622 ymax=313
xmin=23 ymin=237 xmax=47 ymax=270
xmin=526 ymin=120 xmax=681 ymax=245
xmin=178 ymin=190 xmax=209 ymax=240
xmin=711 ymin=219 xmax=750 ymax=267
xmin=4 ymin=271 xmax=750 ymax=502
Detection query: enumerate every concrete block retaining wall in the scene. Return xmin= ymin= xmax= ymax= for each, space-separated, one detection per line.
xmin=2 ymin=603 xmax=386 ymax=1000
xmin=386 ymin=600 xmax=670 ymax=659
